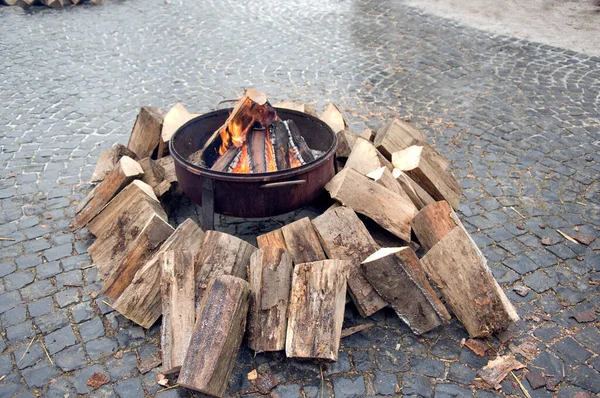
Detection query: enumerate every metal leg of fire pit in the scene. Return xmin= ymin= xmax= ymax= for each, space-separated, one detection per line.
xmin=201 ymin=179 xmax=215 ymax=231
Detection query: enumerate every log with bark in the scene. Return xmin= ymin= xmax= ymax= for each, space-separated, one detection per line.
xmin=392 ymin=145 xmax=461 ymax=210
xmin=285 ymin=120 xmax=315 ymax=164
xmin=269 ymin=121 xmax=291 ymax=170
xmin=247 ymin=127 xmax=268 ymax=173
xmin=257 ymin=217 xmax=326 ymax=264
xmin=361 ymin=247 xmax=451 ymax=334
xmin=393 ymin=169 xmax=436 ymax=210
xmin=420 ymin=226 xmax=519 ymax=337
xmin=410 ymin=200 xmax=465 ymax=252
xmin=366 ymin=166 xmax=413 ymax=206
xmin=247 ymin=246 xmax=294 ymax=352
xmin=286 ymin=260 xmax=349 ymax=361
xmin=128 ymin=106 xmax=166 ymax=159
xmin=112 ymin=219 xmax=204 ymax=328
xmin=195 ymin=230 xmax=257 ymax=311
xmin=374 ymin=117 xmax=450 ymax=171
xmin=325 ymin=167 xmax=417 ymax=242
xmin=75 ymin=156 xmax=144 ymax=228
xmin=160 ymin=250 xmax=196 ymax=374
xmin=86 ymin=180 xmax=167 ymax=277
xmin=90 ymin=144 xmax=138 ymax=183
xmin=101 ymin=214 xmax=174 ymax=300
xmin=319 ymin=103 xmax=347 ymax=134
xmin=138 ymin=158 xmax=166 ymax=189
xmin=311 ymin=206 xmax=387 ymax=317
xmin=210 ymin=146 xmax=241 ymax=172
xmin=178 ymin=275 xmax=250 ymax=398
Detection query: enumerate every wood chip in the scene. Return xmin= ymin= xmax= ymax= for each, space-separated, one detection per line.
xmin=247 ymin=369 xmax=258 ymax=381
xmin=254 ymin=371 xmax=279 ymax=394
xmin=556 ymin=229 xmax=579 ymax=244
xmin=513 ymin=285 xmax=530 ymax=297
xmin=516 ymin=222 xmax=525 ymax=230
xmin=478 ymin=354 xmax=525 ymax=390
xmin=157 ymin=373 xmax=169 ymax=387
xmin=87 ymin=372 xmax=109 ymax=390
xmin=510 ymin=338 xmax=538 ymax=360
xmin=341 ymin=323 xmax=375 ymax=338
xmin=571 ymin=232 xmax=595 ymax=246
xmin=541 ymin=237 xmax=553 ymax=246
xmin=464 ymin=338 xmax=488 ymax=356
xmin=571 ymin=310 xmax=597 ymax=323
xmin=138 ymin=356 xmax=162 ymax=374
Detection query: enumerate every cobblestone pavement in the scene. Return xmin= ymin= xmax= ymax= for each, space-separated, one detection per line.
xmin=1 ymin=0 xmax=599 ymax=397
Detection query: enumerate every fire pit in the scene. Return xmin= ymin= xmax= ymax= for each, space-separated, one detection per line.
xmin=169 ymin=107 xmax=337 ymax=227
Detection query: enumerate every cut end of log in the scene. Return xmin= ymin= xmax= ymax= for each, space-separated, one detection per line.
xmin=131 ymin=180 xmax=159 ymax=202
xmin=391 ymin=145 xmax=423 ymax=171
xmin=362 ymin=247 xmax=405 ymax=263
xmin=161 ymin=103 xmax=195 ymax=142
xmin=319 ymin=103 xmax=347 ymax=134
xmin=120 ymin=156 xmax=144 ymax=177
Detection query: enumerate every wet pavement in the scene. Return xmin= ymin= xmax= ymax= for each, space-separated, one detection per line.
xmin=0 ymin=0 xmax=599 ymax=397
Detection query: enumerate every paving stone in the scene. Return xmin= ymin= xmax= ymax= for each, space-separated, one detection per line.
xmin=6 ymin=320 xmax=35 ymax=344
xmin=79 ymin=317 xmax=105 ymax=342
xmin=54 ymin=344 xmax=88 ymax=372
xmin=1 ymin=305 xmax=27 ymax=328
xmin=431 ymin=338 xmax=461 ymax=360
xmin=573 ymin=327 xmax=600 ymax=352
xmin=15 ymin=255 xmax=41 ymax=270
xmin=106 ymin=352 xmax=139 ymax=380
xmin=0 ymin=261 xmax=16 ymax=277
xmin=434 ymin=383 xmax=473 ymax=397
xmin=448 ymin=362 xmax=476 ymax=385
xmin=14 ymin=343 xmax=44 ymax=370
xmin=116 ymin=326 xmax=146 ymax=348
xmin=0 ymin=354 xmax=13 ymax=375
xmin=410 ymin=357 xmax=446 ymax=378
xmin=44 ymin=244 xmax=72 ymax=262
xmin=0 ymin=291 xmax=21 ymax=314
xmin=523 ymin=270 xmax=558 ymax=293
xmin=503 ymin=254 xmax=540 ymax=275
xmin=114 ymin=377 xmax=144 ymax=398
xmin=72 ymin=364 xmax=107 ymax=395
xmin=56 ymin=269 xmax=84 ymax=288
xmin=20 ymin=280 xmax=56 ymax=301
xmin=28 ymin=297 xmax=54 ymax=318
xmin=86 ymin=337 xmax=119 ymax=361
xmin=71 ymin=301 xmax=95 ymax=323
xmin=531 ymin=351 xmax=566 ymax=381
xmin=36 ymin=261 xmax=61 ymax=279
xmin=352 ymin=349 xmax=375 ymax=372
xmin=45 ymin=377 xmax=76 ymax=398
xmin=44 ymin=325 xmax=77 ymax=355
xmin=4 ymin=271 xmax=35 ymax=291
xmin=55 ymin=287 xmax=80 ymax=307
xmin=21 ymin=361 xmax=59 ymax=388
xmin=402 ymin=374 xmax=433 ymax=397
xmin=568 ymin=365 xmax=600 ymax=394
xmin=324 ymin=351 xmax=350 ymax=375
xmin=273 ymin=384 xmax=302 ymax=398
xmin=332 ymin=375 xmax=366 ymax=398
xmin=553 ymin=286 xmax=587 ymax=305
xmin=533 ymin=325 xmax=562 ymax=342
xmin=35 ymin=308 xmax=69 ymax=334
xmin=377 ymin=349 xmax=410 ymax=372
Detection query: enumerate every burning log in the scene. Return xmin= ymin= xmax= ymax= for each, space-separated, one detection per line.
xmin=247 ymin=128 xmax=269 ymax=173
xmin=361 ymin=247 xmax=451 ymax=334
xmin=286 ymin=260 xmax=349 ymax=361
xmin=210 ymin=146 xmax=241 ymax=172
xmin=247 ymin=247 xmax=294 ymax=352
xmin=269 ymin=121 xmax=291 ymax=170
xmin=178 ymin=275 xmax=250 ymax=398
xmin=285 ymin=120 xmax=315 ymax=165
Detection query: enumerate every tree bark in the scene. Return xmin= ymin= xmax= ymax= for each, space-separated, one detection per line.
xmin=366 ymin=166 xmax=413 ymax=206
xmin=112 ymin=219 xmax=204 ymax=328
xmin=312 ymin=206 xmax=387 ymax=317
xmin=256 ymin=228 xmax=286 ymax=250
xmin=178 ymin=275 xmax=250 ymax=398
xmin=247 ymin=247 xmax=293 ymax=352
xmin=160 ymin=250 xmax=196 ymax=374
xmin=286 ymin=260 xmax=349 ymax=361
xmin=420 ymin=226 xmax=519 ymax=337
xmin=361 ymin=247 xmax=451 ymax=334
xmin=75 ymin=156 xmax=144 ymax=228
xmin=286 ymin=120 xmax=314 ymax=164
xmin=410 ymin=200 xmax=464 ymax=252
xmin=269 ymin=121 xmax=291 ymax=170
xmin=325 ymin=167 xmax=417 ymax=242
xmin=127 ymin=106 xmax=166 ymax=159
xmin=138 ymin=157 xmax=166 ymax=189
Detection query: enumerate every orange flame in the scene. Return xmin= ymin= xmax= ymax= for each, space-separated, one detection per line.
xmin=230 ymin=146 xmax=250 ymax=174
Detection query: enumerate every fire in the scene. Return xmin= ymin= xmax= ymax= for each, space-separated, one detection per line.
xmin=230 ymin=146 xmax=250 ymax=174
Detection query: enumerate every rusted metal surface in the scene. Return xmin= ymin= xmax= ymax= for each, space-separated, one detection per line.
xmin=170 ymin=108 xmax=337 ymax=218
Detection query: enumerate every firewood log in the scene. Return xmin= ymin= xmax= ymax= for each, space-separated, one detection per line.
xmin=393 ymin=169 xmax=435 ymax=210
xmin=319 ymin=103 xmax=347 ymax=134
xmin=273 ymin=101 xmax=318 ymax=117
xmin=210 ymin=146 xmax=241 ymax=172
xmin=101 ymin=214 xmax=174 ymax=300
xmin=247 ymin=128 xmax=268 ymax=173
xmin=256 ymin=228 xmax=286 ymax=250
xmin=75 ymin=157 xmax=144 ymax=228
xmin=127 ymin=106 xmax=166 ymax=159
xmin=325 ymin=167 xmax=417 ymax=242
xmin=286 ymin=120 xmax=315 ymax=164
xmin=42 ymin=0 xmax=63 ymax=8
xmin=247 ymin=247 xmax=293 ymax=352
xmin=392 ymin=145 xmax=461 ymax=210
xmin=16 ymin=0 xmax=35 ymax=7
xmin=112 ymin=219 xmax=204 ymax=328
xmin=138 ymin=158 xmax=165 ymax=189
xmin=270 ymin=121 xmax=290 ymax=170
xmin=420 ymin=226 xmax=519 ymax=337
xmin=90 ymin=144 xmax=138 ymax=183
xmin=312 ymin=206 xmax=387 ymax=317
xmin=159 ymin=103 xmax=198 ymax=157
xmin=286 ymin=260 xmax=349 ymax=361
xmin=360 ymin=128 xmax=376 ymax=142
xmin=345 ymin=137 xmax=393 ymax=175
xmin=1 ymin=0 xmax=19 ymax=5
xmin=160 ymin=250 xmax=196 ymax=374
xmin=410 ymin=200 xmax=466 ymax=252
xmin=257 ymin=217 xmax=326 ymax=264
xmin=155 ymin=155 xmax=177 ymax=184
xmin=374 ymin=117 xmax=450 ymax=171
xmin=366 ymin=166 xmax=413 ymax=206
xmin=178 ymin=275 xmax=250 ymax=398
xmin=195 ymin=231 xmax=257 ymax=311
xmin=361 ymin=247 xmax=451 ymax=334
xmin=335 ymin=129 xmax=358 ymax=160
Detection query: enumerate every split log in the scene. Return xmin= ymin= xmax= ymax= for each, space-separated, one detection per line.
xmin=256 ymin=228 xmax=286 ymax=250
xmin=269 ymin=121 xmax=290 ymax=170
xmin=312 ymin=206 xmax=387 ymax=317
xmin=285 ymin=120 xmax=314 ymax=164
xmin=210 ymin=146 xmax=241 ymax=172
xmin=75 ymin=156 xmax=144 ymax=228
xmin=319 ymin=103 xmax=347 ymax=134
xmin=273 ymin=101 xmax=318 ymax=117
xmin=138 ymin=158 xmax=166 ymax=189
xmin=161 ymin=250 xmax=196 ymax=374
xmin=361 ymin=247 xmax=451 ymax=334
xmin=281 ymin=217 xmax=327 ymax=264
xmin=195 ymin=231 xmax=257 ymax=311
xmin=420 ymin=226 xmax=519 ymax=337
xmin=90 ymin=144 xmax=138 ymax=183
xmin=159 ymin=103 xmax=198 ymax=157
xmin=16 ymin=0 xmax=35 ymax=7
xmin=101 ymin=214 xmax=174 ymax=300
xmin=1 ymin=0 xmax=19 ymax=5
xmin=325 ymin=167 xmax=417 ymax=242
xmin=127 ymin=106 xmax=166 ymax=159
xmin=247 ymin=247 xmax=293 ymax=352
xmin=178 ymin=275 xmax=250 ymax=398
xmin=366 ymin=166 xmax=413 ymax=206
xmin=335 ymin=130 xmax=358 ymax=159
xmin=345 ymin=137 xmax=393 ymax=175
xmin=360 ymin=128 xmax=376 ymax=142
xmin=374 ymin=117 xmax=450 ymax=171
xmin=392 ymin=145 xmax=461 ymax=210
xmin=410 ymin=200 xmax=465 ymax=252
xmin=286 ymin=260 xmax=348 ymax=361
xmin=247 ymin=128 xmax=268 ymax=173
xmin=42 ymin=0 xmax=63 ymax=8
xmin=155 ymin=155 xmax=177 ymax=184
xmin=112 ymin=219 xmax=204 ymax=328
xmin=393 ymin=169 xmax=435 ymax=210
